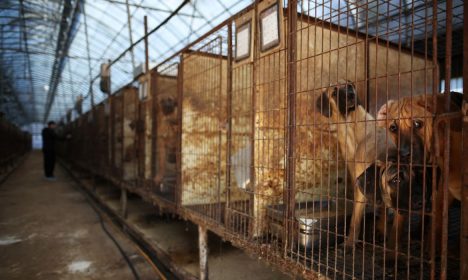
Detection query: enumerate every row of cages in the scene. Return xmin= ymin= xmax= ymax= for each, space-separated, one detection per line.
xmin=57 ymin=0 xmax=467 ymax=279
xmin=0 ymin=118 xmax=31 ymax=174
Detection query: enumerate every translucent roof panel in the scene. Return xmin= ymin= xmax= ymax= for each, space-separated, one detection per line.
xmin=0 ymin=0 xmax=251 ymax=124
xmin=0 ymin=0 xmax=463 ymax=125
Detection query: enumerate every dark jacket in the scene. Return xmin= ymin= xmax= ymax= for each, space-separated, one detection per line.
xmin=42 ymin=127 xmax=61 ymax=153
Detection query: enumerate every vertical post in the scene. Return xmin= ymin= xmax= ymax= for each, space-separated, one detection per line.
xmin=225 ymin=22 xmax=233 ymax=227
xmin=430 ymin=1 xmax=439 ymax=278
xmin=198 ymin=225 xmax=209 ymax=280
xmin=121 ymin=188 xmax=128 ymax=219
xmin=144 ymin=16 xmax=149 ymax=74
xmin=107 ymin=60 xmax=113 ymax=177
xmin=284 ymin=0 xmax=297 ymax=255
xmin=125 ymin=0 xmax=137 ymax=71
xmin=461 ymin=1 xmax=468 ymax=278
xmin=143 ymin=16 xmax=151 ymax=184
xmin=175 ymin=61 xmax=184 ymax=204
xmin=440 ymin=0 xmax=453 ymax=279
xmin=81 ymin=1 xmax=95 ymax=108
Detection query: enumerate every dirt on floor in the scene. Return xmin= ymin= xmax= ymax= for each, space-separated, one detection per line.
xmin=0 ymin=152 xmax=158 ymax=280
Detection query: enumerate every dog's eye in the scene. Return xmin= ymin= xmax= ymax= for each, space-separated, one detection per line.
xmin=332 ymin=90 xmax=337 ymax=97
xmin=413 ymin=120 xmax=423 ymax=129
xmin=390 ymin=176 xmax=400 ymax=185
xmin=389 ymin=123 xmax=398 ymax=133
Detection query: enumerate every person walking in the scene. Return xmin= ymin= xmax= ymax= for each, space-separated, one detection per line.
xmin=42 ymin=121 xmax=68 ymax=180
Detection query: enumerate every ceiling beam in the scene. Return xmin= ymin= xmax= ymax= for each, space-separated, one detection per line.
xmin=102 ymin=0 xmax=201 ymax=18
xmin=43 ymin=0 xmax=82 ymax=122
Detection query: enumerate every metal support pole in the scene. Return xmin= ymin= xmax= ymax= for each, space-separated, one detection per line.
xmin=125 ymin=0 xmax=137 ymax=70
xmin=121 ymin=188 xmax=128 ymax=219
xmin=460 ymin=1 xmax=468 ymax=279
xmin=224 ymin=21 xmax=233 ymax=227
xmin=284 ymin=0 xmax=297 ymax=256
xmin=81 ymin=1 xmax=95 ymax=108
xmin=440 ymin=0 xmax=453 ymax=279
xmin=144 ymin=15 xmax=150 ymax=74
xmin=198 ymin=225 xmax=209 ymax=280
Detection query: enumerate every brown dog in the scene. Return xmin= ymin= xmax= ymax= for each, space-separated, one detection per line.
xmin=357 ymin=147 xmax=430 ymax=252
xmin=377 ymin=92 xmax=463 ymax=251
xmin=317 ymin=80 xmax=396 ymax=247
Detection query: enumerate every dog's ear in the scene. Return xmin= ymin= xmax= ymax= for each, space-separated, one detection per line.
xmin=377 ymin=102 xmax=388 ymax=119
xmin=316 ymin=92 xmax=331 ymax=117
xmin=356 ymin=164 xmax=381 ymax=203
xmin=376 ymin=100 xmax=395 ymax=126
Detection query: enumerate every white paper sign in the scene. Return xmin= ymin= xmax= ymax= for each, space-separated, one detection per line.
xmin=261 ymin=5 xmax=279 ymax=50
xmin=236 ymin=22 xmax=250 ymax=60
xmin=139 ymin=81 xmax=147 ymax=100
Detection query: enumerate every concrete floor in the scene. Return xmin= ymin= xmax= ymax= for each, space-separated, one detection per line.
xmin=0 ymin=152 xmax=292 ymax=280
xmin=0 ymin=152 xmax=157 ymax=280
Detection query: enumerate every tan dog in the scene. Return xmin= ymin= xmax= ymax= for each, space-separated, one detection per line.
xmin=317 ymin=80 xmax=395 ymax=247
xmin=377 ymin=92 xmax=463 ymax=251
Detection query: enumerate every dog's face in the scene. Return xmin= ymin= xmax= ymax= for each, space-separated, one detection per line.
xmin=379 ymin=160 xmax=423 ymax=212
xmin=357 ymin=151 xmax=424 ymax=212
xmin=159 ymin=97 xmax=177 ymax=116
xmin=377 ymin=96 xmax=432 ymax=164
xmin=316 ymin=81 xmax=360 ymax=120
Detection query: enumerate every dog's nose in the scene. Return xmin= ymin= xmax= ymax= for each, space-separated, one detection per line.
xmin=399 ymin=147 xmax=411 ymax=158
xmin=412 ymin=200 xmax=423 ymax=210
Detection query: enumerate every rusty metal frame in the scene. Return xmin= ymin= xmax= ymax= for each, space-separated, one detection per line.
xmin=58 ymin=1 xmax=465 ymax=279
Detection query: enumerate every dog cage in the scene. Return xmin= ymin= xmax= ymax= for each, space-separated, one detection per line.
xmin=109 ymin=86 xmax=138 ymax=182
xmin=178 ymin=32 xmax=230 ymax=222
xmin=136 ymin=73 xmax=153 ymax=188
xmin=94 ymin=102 xmax=110 ymax=177
xmin=0 ymin=119 xmax=30 ymax=174
xmin=283 ymin=0 xmax=462 ymax=279
xmin=172 ymin=0 xmax=464 ymax=278
xmin=55 ymin=0 xmax=466 ymax=278
xmin=151 ymin=61 xmax=180 ymax=203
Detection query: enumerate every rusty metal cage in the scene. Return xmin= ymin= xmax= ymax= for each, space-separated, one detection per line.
xmin=179 ymin=31 xmax=229 ymax=222
xmin=151 ymin=61 xmax=180 ymax=203
xmin=57 ymin=0 xmax=467 ymax=278
xmin=109 ymin=86 xmax=138 ymax=182
xmin=0 ymin=118 xmax=30 ymax=176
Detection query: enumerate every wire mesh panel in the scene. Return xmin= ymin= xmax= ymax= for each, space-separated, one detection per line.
xmin=122 ymin=87 xmax=138 ymax=183
xmin=250 ymin=0 xmax=288 ymax=246
xmin=0 ymin=119 xmax=30 ymax=174
xmin=180 ymin=34 xmax=228 ymax=222
xmin=110 ymin=91 xmax=123 ymax=179
xmin=94 ymin=103 xmax=110 ymax=177
xmin=283 ymin=1 xmax=463 ymax=279
xmin=52 ymin=1 xmax=465 ymax=278
xmin=226 ymin=13 xmax=255 ymax=238
xmin=152 ymin=62 xmax=180 ymax=203
xmin=136 ymin=77 xmax=154 ymax=188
